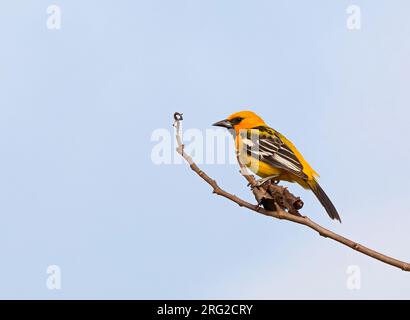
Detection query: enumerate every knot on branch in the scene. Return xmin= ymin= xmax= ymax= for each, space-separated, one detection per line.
xmin=251 ymin=180 xmax=304 ymax=216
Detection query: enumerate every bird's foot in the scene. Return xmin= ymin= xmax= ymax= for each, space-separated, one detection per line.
xmin=251 ymin=175 xmax=280 ymax=188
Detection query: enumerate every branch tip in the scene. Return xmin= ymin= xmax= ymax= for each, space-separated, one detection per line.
xmin=174 ymin=112 xmax=183 ymax=121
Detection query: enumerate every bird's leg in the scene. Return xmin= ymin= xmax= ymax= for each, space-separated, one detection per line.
xmin=252 ymin=175 xmax=280 ymax=188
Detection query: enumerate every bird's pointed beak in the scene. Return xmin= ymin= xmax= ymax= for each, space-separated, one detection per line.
xmin=212 ymin=119 xmax=233 ymax=129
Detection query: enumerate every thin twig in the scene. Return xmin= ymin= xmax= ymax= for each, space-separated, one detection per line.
xmin=173 ymin=112 xmax=410 ymax=272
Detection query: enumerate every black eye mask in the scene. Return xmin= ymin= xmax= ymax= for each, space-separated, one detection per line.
xmin=229 ymin=117 xmax=244 ymax=125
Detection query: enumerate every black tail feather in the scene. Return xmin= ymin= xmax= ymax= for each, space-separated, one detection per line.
xmin=310 ymin=183 xmax=341 ymax=223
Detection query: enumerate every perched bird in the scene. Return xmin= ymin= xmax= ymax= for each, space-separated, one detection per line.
xmin=213 ymin=111 xmax=341 ymax=222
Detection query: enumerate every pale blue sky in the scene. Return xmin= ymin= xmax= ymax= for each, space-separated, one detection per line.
xmin=0 ymin=0 xmax=410 ymax=299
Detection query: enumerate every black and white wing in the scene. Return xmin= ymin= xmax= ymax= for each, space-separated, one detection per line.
xmin=240 ymin=128 xmax=308 ymax=180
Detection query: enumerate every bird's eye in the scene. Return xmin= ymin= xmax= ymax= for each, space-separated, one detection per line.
xmin=230 ymin=117 xmax=244 ymax=125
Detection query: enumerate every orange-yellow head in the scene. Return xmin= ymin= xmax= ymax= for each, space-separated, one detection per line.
xmin=212 ymin=111 xmax=266 ymax=134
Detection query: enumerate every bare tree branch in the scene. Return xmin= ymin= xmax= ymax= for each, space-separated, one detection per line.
xmin=173 ymin=112 xmax=410 ymax=272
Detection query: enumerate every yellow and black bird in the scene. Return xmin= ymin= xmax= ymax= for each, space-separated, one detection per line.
xmin=213 ymin=111 xmax=341 ymax=222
